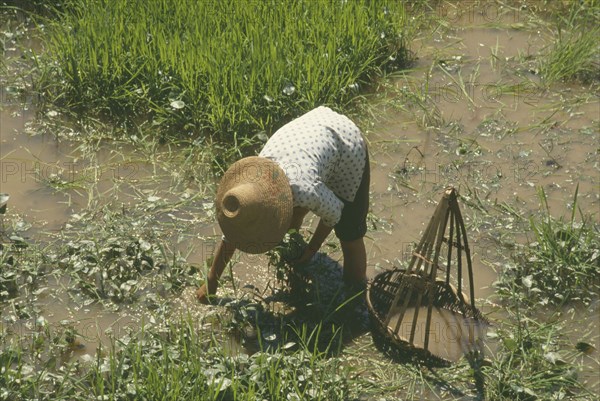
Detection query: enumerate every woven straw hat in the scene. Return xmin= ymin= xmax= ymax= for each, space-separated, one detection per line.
xmin=216 ymin=156 xmax=293 ymax=254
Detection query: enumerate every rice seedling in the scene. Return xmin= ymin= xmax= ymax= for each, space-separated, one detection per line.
xmin=538 ymin=26 xmax=600 ymax=84
xmin=537 ymin=1 xmax=600 ymax=84
xmin=221 ymin=231 xmax=372 ymax=354
xmin=33 ymin=0 xmax=411 ymax=141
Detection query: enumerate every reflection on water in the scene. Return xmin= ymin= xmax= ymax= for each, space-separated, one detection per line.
xmin=1 ymin=273 xmax=139 ymax=363
xmin=0 ymin=109 xmax=76 ymax=231
xmin=387 ymin=306 xmax=488 ymax=362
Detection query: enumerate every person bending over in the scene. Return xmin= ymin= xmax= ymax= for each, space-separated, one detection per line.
xmin=196 ymin=106 xmax=370 ymax=304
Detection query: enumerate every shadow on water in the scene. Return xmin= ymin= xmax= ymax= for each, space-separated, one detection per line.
xmin=212 ymin=247 xmax=371 ymax=356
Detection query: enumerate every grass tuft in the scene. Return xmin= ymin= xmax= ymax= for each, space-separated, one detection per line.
xmin=538 ymin=0 xmax=600 ymax=84
xmin=539 ymin=27 xmax=600 ymax=84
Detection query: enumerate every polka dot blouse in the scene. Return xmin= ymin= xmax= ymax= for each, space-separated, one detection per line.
xmin=259 ymin=106 xmax=367 ymax=227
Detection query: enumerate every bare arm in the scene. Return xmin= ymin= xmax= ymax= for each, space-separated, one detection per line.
xmin=290 ymin=207 xmax=309 ymax=231
xmin=307 ymin=218 xmax=333 ymax=252
xmin=294 ymin=218 xmax=332 ymax=265
xmin=196 ymin=239 xmax=236 ymax=303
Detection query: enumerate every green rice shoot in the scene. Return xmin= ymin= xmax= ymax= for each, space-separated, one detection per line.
xmin=36 ymin=0 xmax=411 ymax=140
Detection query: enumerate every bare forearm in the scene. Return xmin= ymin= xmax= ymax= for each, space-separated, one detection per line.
xmin=307 ymin=219 xmax=333 ymax=251
xmin=208 ymin=239 xmax=236 ymax=282
xmin=197 ymin=239 xmax=237 ymax=303
xmin=290 ymin=207 xmax=309 ymax=231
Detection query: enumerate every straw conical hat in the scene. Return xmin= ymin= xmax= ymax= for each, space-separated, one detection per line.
xmin=216 ymin=156 xmax=293 ymax=254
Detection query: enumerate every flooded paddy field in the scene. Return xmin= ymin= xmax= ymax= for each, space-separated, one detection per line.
xmin=1 ymin=1 xmax=598 ymax=400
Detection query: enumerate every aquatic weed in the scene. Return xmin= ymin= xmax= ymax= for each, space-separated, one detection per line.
xmin=537 ymin=1 xmax=600 ymax=84
xmin=57 ymin=206 xmax=198 ymax=304
xmin=482 ymin=308 xmax=596 ymax=401
xmin=497 ymin=186 xmax=600 ymax=306
xmin=0 ymin=226 xmax=47 ymax=301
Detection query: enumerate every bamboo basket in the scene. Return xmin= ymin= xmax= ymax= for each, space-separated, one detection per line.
xmin=366 ymin=187 xmax=487 ymax=365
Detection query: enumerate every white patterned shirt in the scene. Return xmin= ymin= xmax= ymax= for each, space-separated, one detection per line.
xmin=259 ymin=106 xmax=367 ymax=227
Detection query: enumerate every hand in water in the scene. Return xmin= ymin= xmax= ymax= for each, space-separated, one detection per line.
xmin=195 ymin=279 xmax=217 ymax=304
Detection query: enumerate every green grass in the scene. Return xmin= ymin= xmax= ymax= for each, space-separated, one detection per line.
xmin=497 ymin=186 xmax=600 ymax=306
xmin=34 ymin=0 xmax=411 ymax=141
xmin=102 ymin=320 xmax=349 ymax=401
xmin=482 ymin=308 xmax=596 ymax=401
xmin=539 ymin=27 xmax=600 ymax=84
xmin=537 ymin=0 xmax=600 ymax=84
xmin=1 ymin=315 xmax=353 ymax=400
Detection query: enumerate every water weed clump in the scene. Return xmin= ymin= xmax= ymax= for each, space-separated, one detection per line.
xmin=482 ymin=310 xmax=596 ymax=401
xmin=35 ymin=0 xmax=410 ymax=140
xmin=497 ymin=186 xmax=600 ymax=306
xmin=0 ymin=318 xmax=88 ymax=400
xmin=0 ymin=243 xmax=24 ymax=300
xmin=57 ymin=205 xmax=198 ymax=305
xmin=0 ymin=242 xmax=44 ymax=301
xmin=0 ymin=215 xmax=48 ymax=301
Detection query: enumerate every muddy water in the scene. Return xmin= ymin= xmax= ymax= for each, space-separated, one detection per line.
xmin=368 ymin=24 xmax=598 ymax=271
xmin=0 ymin=111 xmax=162 ymax=234
xmin=0 ymin=107 xmax=185 ymax=360
xmin=4 ymin=288 xmax=137 ymax=362
xmin=0 ymin=108 xmax=75 ymax=232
